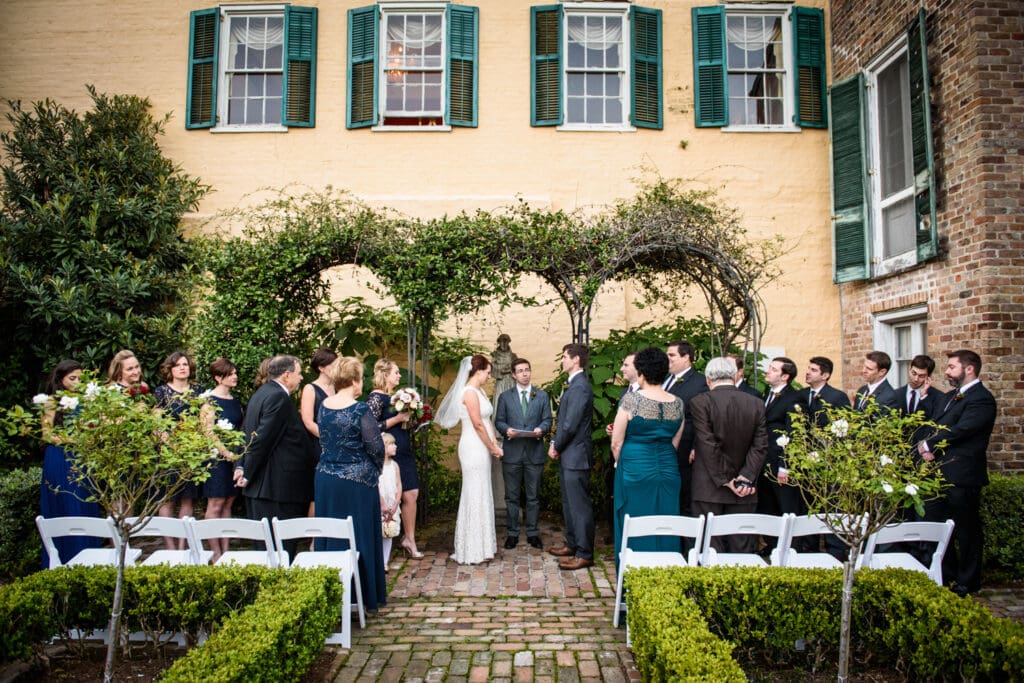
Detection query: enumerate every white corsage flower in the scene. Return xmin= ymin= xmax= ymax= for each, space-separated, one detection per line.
xmin=58 ymin=396 xmax=79 ymax=411
xmin=32 ymin=393 xmax=49 ymax=405
xmin=776 ymin=434 xmax=790 ymax=448
xmin=829 ymin=419 xmax=849 ymax=437
xmin=905 ymin=483 xmax=919 ymax=496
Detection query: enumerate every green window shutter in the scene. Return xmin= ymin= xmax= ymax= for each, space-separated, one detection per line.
xmin=907 ymin=8 xmax=937 ymax=262
xmin=692 ymin=6 xmax=727 ymax=127
xmin=283 ymin=6 xmax=317 ymax=127
xmin=793 ymin=6 xmax=826 ymax=129
xmin=186 ymin=8 xmax=218 ymax=129
xmin=531 ymin=5 xmax=562 ymax=127
xmin=347 ymin=5 xmax=378 ymax=129
xmin=630 ymin=6 xmax=662 ymax=129
xmin=447 ymin=4 xmax=478 ymax=127
xmin=829 ymin=73 xmax=870 ymax=283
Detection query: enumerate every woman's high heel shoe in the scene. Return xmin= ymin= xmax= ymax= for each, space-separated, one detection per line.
xmin=401 ymin=537 xmax=425 ymax=559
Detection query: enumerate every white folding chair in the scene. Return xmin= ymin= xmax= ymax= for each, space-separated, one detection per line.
xmin=700 ymin=513 xmax=787 ymax=567
xmin=190 ymin=517 xmax=283 ymax=567
xmin=613 ymin=514 xmax=704 ymax=628
xmin=127 ymin=515 xmax=213 ymax=566
xmin=771 ymin=514 xmax=843 ymax=569
xmin=861 ymin=519 xmax=954 ymax=585
xmin=36 ymin=515 xmax=141 ymax=569
xmin=272 ymin=516 xmax=366 ymax=648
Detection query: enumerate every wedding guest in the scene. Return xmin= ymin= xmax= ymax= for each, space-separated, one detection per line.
xmin=603 ymin=353 xmax=639 ymax=543
xmin=663 ymin=340 xmax=707 ymax=518
xmin=153 ymin=351 xmax=203 ymax=546
xmin=300 ymin=348 xmax=337 ymax=516
xmin=203 ymin=357 xmax=244 ymax=562
xmin=253 ymin=356 xmax=272 ymax=389
xmin=316 ymin=356 xmax=387 ymax=611
xmin=436 ymin=355 xmax=502 ymax=565
xmin=378 ymin=433 xmax=403 ymax=569
xmin=107 ymin=349 xmax=143 ymax=390
xmin=366 ymin=359 xmax=422 ymax=558
xmin=39 ymin=359 xmax=100 ymax=567
xmin=610 ymin=348 xmax=683 ymax=568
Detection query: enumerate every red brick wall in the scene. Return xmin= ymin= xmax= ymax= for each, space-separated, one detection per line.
xmin=830 ymin=0 xmax=1024 ymax=470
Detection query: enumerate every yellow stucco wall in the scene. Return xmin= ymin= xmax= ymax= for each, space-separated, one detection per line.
xmin=0 ymin=0 xmax=842 ymax=386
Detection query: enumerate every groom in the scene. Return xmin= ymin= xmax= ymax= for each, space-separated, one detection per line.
xmin=548 ymin=343 xmax=595 ymax=570
xmin=495 ymin=358 xmax=552 ymax=550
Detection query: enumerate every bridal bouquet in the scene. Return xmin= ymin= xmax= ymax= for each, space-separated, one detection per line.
xmin=391 ymin=387 xmax=429 ymax=429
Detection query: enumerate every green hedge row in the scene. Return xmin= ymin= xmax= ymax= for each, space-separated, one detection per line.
xmin=0 ymin=565 xmax=341 ymax=683
xmin=0 ymin=467 xmax=41 ymax=581
xmin=981 ymin=473 xmax=1024 ymax=580
xmin=626 ymin=566 xmax=1024 ymax=681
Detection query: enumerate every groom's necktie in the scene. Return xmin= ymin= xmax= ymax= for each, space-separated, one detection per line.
xmin=521 ymin=390 xmax=529 ymax=417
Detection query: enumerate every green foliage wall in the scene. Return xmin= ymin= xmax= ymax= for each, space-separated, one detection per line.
xmin=0 ymin=467 xmax=40 ymax=581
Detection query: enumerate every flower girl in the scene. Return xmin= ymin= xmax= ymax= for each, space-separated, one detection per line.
xmin=379 ymin=433 xmax=403 ymax=568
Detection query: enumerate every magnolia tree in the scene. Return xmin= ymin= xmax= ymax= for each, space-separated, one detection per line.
xmin=9 ymin=375 xmax=239 ymax=682
xmin=778 ymin=399 xmax=945 ymax=683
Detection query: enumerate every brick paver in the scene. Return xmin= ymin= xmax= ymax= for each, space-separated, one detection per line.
xmin=320 ymin=513 xmax=1024 ymax=681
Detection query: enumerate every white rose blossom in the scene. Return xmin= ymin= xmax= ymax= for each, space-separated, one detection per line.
xmin=84 ymin=382 xmax=102 ymax=397
xmin=808 ymin=451 xmax=820 ymax=462
xmin=776 ymin=434 xmax=790 ymax=448
xmin=32 ymin=393 xmax=49 ymax=405
xmin=881 ymin=481 xmax=894 ymax=494
xmin=216 ymin=418 xmax=234 ymax=431
xmin=905 ymin=483 xmax=919 ymax=496
xmin=880 ymin=454 xmax=893 ymax=466
xmin=58 ymin=395 xmax=79 ymax=411
xmin=829 ymin=419 xmax=849 ymax=437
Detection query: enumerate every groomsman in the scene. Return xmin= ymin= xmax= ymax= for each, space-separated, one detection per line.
xmin=664 ymin=340 xmax=708 ymax=517
xmin=236 ymin=354 xmax=315 ymax=558
xmin=918 ymin=350 xmax=997 ymax=596
xmin=757 ymin=357 xmax=801 ymax=517
xmin=897 ymin=354 xmax=944 ymax=419
xmin=548 ymin=344 xmax=595 ymax=570
xmin=726 ymin=353 xmax=762 ymax=398
xmin=853 ymin=351 xmax=901 ymax=412
xmin=797 ymin=356 xmax=851 ymax=424
xmin=495 ymin=358 xmax=552 ymax=550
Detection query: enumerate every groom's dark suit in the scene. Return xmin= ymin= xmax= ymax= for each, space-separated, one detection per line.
xmin=922 ymin=381 xmax=996 ymax=593
xmin=239 ymin=380 xmax=316 ymax=556
xmin=551 ymin=372 xmax=594 ymax=561
xmin=495 ymin=384 xmax=552 ymax=540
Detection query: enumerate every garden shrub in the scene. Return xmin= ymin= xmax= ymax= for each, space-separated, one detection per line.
xmin=981 ymin=472 xmax=1024 ymax=581
xmin=625 ymin=566 xmax=1024 ymax=680
xmin=0 ymin=467 xmax=41 ymax=581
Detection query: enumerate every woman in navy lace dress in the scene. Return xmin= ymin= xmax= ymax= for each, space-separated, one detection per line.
xmin=316 ymin=356 xmax=387 ymax=611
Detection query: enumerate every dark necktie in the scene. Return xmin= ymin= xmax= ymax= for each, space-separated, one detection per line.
xmin=908 ymin=391 xmax=917 ymax=414
xmin=521 ymin=390 xmax=529 ymax=417
xmin=765 ymin=392 xmax=775 ymax=409
xmin=808 ymin=389 xmax=817 ymax=407
xmin=857 ymin=391 xmax=869 ymax=410
xmin=664 ymin=375 xmax=676 ymax=391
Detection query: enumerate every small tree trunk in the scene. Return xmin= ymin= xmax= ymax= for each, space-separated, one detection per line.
xmin=103 ymin=532 xmax=129 ymax=683
xmin=837 ymin=544 xmax=860 ymax=683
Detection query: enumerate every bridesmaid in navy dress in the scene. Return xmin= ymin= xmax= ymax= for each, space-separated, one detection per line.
xmin=300 ymin=348 xmax=337 ymax=515
xmin=40 ymin=359 xmax=101 ymax=567
xmin=366 ymin=358 xmax=422 ymax=558
xmin=203 ymin=357 xmax=244 ymax=562
xmin=153 ymin=351 xmax=202 ymax=548
xmin=316 ymin=357 xmax=387 ymax=611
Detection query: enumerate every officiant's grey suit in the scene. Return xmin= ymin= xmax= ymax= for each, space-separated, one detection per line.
xmin=495 ymin=385 xmax=552 ymax=539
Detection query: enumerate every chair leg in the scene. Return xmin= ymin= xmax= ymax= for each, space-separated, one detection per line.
xmin=351 ymin=566 xmax=366 ymax=628
xmin=612 ymin=569 xmax=625 ymax=628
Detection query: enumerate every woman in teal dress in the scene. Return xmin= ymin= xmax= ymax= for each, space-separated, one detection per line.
xmin=610 ymin=347 xmax=684 ymax=567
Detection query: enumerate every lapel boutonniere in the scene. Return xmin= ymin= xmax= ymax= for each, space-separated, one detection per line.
xmin=530 ymin=390 xmax=537 ymax=401
xmin=952 ymin=391 xmax=964 ymax=402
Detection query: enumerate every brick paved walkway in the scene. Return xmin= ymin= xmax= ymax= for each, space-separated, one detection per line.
xmin=320 ymin=513 xmax=1024 ymax=682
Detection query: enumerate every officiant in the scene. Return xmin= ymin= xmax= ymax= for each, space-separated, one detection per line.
xmin=494 ymin=358 xmax=552 ymax=549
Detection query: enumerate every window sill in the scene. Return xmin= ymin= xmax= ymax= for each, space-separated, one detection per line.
xmin=210 ymin=125 xmax=288 ymax=134
xmin=721 ymin=125 xmax=801 ymax=133
xmin=556 ymin=123 xmax=637 ymax=133
xmin=371 ymin=124 xmax=453 ymax=132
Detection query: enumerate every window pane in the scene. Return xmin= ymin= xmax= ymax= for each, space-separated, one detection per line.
xmin=607 ymin=74 xmax=620 ymax=97
xmin=229 ymin=74 xmax=246 ymax=98
xmin=567 ymin=97 xmax=584 ymax=122
xmin=586 ymin=97 xmax=602 ymax=123
xmin=228 ymin=98 xmax=244 ymax=124
xmin=266 ymin=74 xmax=281 ymax=98
xmin=250 ymin=76 xmax=264 ymax=97
xmin=568 ymin=40 xmax=585 ymax=69
xmin=882 ymin=195 xmax=916 ymax=257
xmin=245 ymin=99 xmax=261 ymax=124
xmin=265 ymin=97 xmax=281 ymax=124
xmin=766 ymin=99 xmax=783 ymax=125
xmin=567 ymin=74 xmax=584 ymax=97
xmin=878 ymin=54 xmax=912 ymax=198
xmin=725 ymin=12 xmax=787 ymax=126
xmin=606 ymin=96 xmax=622 ymax=124
xmin=585 ymin=73 xmax=602 ymax=96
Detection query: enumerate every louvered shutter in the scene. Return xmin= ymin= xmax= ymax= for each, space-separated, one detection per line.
xmin=630 ymin=6 xmax=662 ymax=129
xmin=283 ymin=6 xmax=317 ymax=127
xmin=692 ymin=6 xmax=726 ymax=127
xmin=347 ymin=5 xmax=378 ymax=129
xmin=531 ymin=5 xmax=562 ymax=126
xmin=829 ymin=74 xmax=870 ymax=283
xmin=447 ymin=5 xmax=478 ymax=127
xmin=186 ymin=8 xmax=218 ymax=129
xmin=793 ymin=6 xmax=826 ymax=128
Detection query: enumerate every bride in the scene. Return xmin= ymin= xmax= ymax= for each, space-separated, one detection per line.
xmin=435 ymin=354 xmax=502 ymax=564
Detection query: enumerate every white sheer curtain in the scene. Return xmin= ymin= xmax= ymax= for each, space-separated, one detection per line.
xmin=229 ymin=18 xmax=284 ymax=65
xmin=566 ymin=17 xmax=622 ymax=46
xmin=386 ymin=15 xmax=443 ymax=67
xmin=725 ymin=18 xmax=781 ymax=54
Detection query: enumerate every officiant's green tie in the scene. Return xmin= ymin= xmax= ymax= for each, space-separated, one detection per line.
xmin=521 ymin=390 xmax=529 ymax=417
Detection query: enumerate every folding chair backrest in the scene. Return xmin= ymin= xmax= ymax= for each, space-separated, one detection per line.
xmin=36 ymin=515 xmax=121 ymax=569
xmin=127 ymin=515 xmax=208 ymax=565
xmin=705 ymin=512 xmax=785 ymax=539
xmin=620 ymin=514 xmax=704 ymax=556
xmin=272 ymin=515 xmax=356 ymax=561
xmin=871 ymin=520 xmax=952 ymax=546
xmin=190 ymin=517 xmax=278 ymax=566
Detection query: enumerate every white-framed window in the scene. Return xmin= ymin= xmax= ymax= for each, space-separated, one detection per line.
xmin=564 ymin=8 xmax=628 ymax=128
xmin=865 ymin=39 xmax=917 ymax=275
xmin=221 ymin=7 xmax=286 ymax=129
xmin=381 ymin=7 xmax=445 ymax=126
xmin=725 ymin=8 xmax=789 ymax=128
xmin=873 ymin=305 xmax=928 ymax=387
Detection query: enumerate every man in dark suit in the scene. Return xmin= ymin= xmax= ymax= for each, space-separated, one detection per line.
xmin=757 ymin=356 xmax=802 ymax=518
xmin=690 ymin=357 xmax=767 ymax=553
xmin=854 ymin=351 xmax=901 ymax=412
xmin=602 ymin=353 xmax=639 ymax=542
xmin=898 ymin=354 xmax=945 ymax=420
xmin=664 ymin=340 xmax=708 ymax=517
xmin=548 ymin=343 xmax=596 ymax=570
xmin=796 ymin=356 xmax=851 ymax=423
xmin=918 ymin=349 xmax=997 ymax=596
xmin=495 ymin=358 xmax=552 ymax=550
xmin=235 ymin=354 xmax=315 ymax=557
xmin=727 ymin=353 xmax=762 ymax=398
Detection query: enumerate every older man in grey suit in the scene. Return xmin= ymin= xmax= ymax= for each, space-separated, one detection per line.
xmin=547 ymin=343 xmax=595 ymax=570
xmin=495 ymin=358 xmax=552 ymax=550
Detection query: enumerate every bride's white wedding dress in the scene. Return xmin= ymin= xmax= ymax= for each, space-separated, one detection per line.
xmin=452 ymin=386 xmax=497 ymax=565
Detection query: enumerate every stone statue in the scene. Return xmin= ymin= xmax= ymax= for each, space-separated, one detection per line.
xmin=491 ymin=333 xmax=517 ymax=403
